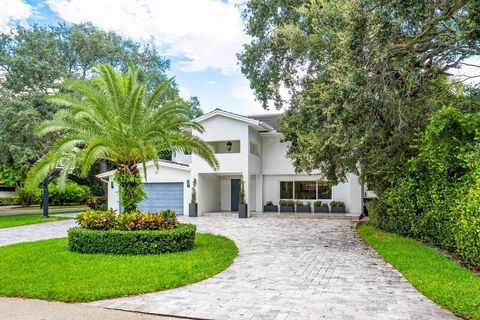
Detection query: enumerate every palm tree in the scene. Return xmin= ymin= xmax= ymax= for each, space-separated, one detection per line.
xmin=27 ymin=63 xmax=218 ymax=213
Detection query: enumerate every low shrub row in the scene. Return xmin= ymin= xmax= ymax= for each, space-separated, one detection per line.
xmin=0 ymin=196 xmax=21 ymax=206
xmin=76 ymin=210 xmax=179 ymax=231
xmin=68 ymin=223 xmax=196 ymax=255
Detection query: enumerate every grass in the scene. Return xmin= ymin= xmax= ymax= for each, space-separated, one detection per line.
xmin=358 ymin=223 xmax=480 ymax=320
xmin=0 ymin=234 xmax=238 ymax=302
xmin=0 ymin=214 xmax=72 ymax=229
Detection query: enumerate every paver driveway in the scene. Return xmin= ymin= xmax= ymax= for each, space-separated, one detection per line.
xmin=89 ymin=216 xmax=457 ymax=320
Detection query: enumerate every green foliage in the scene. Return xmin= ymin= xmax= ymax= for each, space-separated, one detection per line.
xmin=0 ymin=197 xmax=20 ymax=206
xmin=0 ymin=23 xmax=175 ymax=180
xmin=76 ymin=209 xmax=179 ymax=231
xmin=48 ymin=181 xmax=91 ymax=205
xmin=368 ymin=107 xmax=480 ymax=267
xmin=239 ymin=175 xmax=246 ymax=204
xmin=279 ymin=199 xmax=295 ymax=206
xmin=68 ymin=224 xmax=196 ymax=255
xmin=0 ymin=166 xmax=21 ymax=186
xmin=313 ymin=201 xmax=326 ymax=206
xmin=191 ymin=177 xmax=197 ymax=203
xmin=26 ymin=63 xmax=217 ymax=212
xmin=16 ymin=186 xmax=41 ymax=207
xmin=85 ymin=196 xmax=106 ymax=210
xmin=295 ymin=200 xmax=305 ymax=206
xmin=330 ymin=201 xmax=345 ymax=207
xmin=239 ymin=0 xmax=480 ymax=191
xmin=114 ymin=170 xmax=146 ymax=213
xmin=358 ymin=224 xmax=480 ymax=320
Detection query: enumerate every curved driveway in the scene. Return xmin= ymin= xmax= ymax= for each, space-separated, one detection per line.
xmin=89 ymin=216 xmax=457 ymax=320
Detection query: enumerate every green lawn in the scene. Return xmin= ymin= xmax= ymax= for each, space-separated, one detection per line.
xmin=0 ymin=234 xmax=238 ymax=302
xmin=0 ymin=214 xmax=72 ymax=229
xmin=358 ymin=223 xmax=480 ymax=320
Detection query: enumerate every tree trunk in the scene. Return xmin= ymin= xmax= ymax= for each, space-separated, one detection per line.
xmin=114 ymin=164 xmax=146 ymax=213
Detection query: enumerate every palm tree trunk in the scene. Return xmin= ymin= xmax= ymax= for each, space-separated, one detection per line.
xmin=114 ymin=164 xmax=146 ymax=213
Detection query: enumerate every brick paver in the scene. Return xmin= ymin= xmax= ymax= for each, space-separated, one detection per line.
xmin=88 ymin=216 xmax=457 ymax=320
xmin=0 ymin=219 xmax=76 ymax=246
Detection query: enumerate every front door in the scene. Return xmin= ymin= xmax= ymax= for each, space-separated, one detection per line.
xmin=231 ymin=179 xmax=240 ymax=211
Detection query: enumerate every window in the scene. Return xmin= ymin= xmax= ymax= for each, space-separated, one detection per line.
xmin=295 ymin=181 xmax=316 ymax=199
xmin=317 ymin=181 xmax=332 ymax=199
xmin=279 ymin=180 xmax=332 ymax=200
xmin=280 ymin=181 xmax=293 ymax=199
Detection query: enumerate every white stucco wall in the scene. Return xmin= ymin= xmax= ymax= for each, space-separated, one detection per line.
xmin=198 ymin=173 xmax=220 ymax=213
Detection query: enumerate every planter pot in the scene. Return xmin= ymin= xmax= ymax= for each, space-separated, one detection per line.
xmin=189 ymin=203 xmax=198 ymax=217
xmin=239 ymin=203 xmax=248 ymax=218
xmin=296 ymin=205 xmax=311 ymax=213
xmin=314 ymin=205 xmax=329 ymax=213
xmin=331 ymin=206 xmax=346 ymax=213
xmin=263 ymin=205 xmax=278 ymax=212
xmin=280 ymin=205 xmax=294 ymax=212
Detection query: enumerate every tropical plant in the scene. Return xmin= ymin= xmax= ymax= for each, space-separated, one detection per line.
xmin=330 ymin=201 xmax=345 ymax=207
xmin=26 ymin=63 xmax=218 ymax=213
xmin=239 ymin=176 xmax=246 ymax=204
xmin=191 ymin=177 xmax=197 ymax=203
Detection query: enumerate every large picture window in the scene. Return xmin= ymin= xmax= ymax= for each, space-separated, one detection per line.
xmin=279 ymin=180 xmax=332 ymax=200
xmin=280 ymin=181 xmax=294 ymax=199
xmin=317 ymin=181 xmax=332 ymax=199
xmin=295 ymin=181 xmax=316 ymax=199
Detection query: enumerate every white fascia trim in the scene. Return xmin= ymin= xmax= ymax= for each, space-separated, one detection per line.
xmin=194 ymin=109 xmax=274 ymax=131
xmin=95 ymin=160 xmax=191 ymax=179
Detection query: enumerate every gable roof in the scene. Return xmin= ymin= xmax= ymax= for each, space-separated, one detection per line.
xmin=194 ymin=108 xmax=276 ymax=131
xmin=96 ymin=160 xmax=190 ymax=179
xmin=247 ymin=114 xmax=281 ymax=131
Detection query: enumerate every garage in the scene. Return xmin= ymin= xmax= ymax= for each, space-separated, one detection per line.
xmin=138 ymin=182 xmax=184 ymax=215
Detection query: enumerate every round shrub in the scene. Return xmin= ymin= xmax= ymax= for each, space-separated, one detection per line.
xmin=68 ymin=223 xmax=196 ymax=255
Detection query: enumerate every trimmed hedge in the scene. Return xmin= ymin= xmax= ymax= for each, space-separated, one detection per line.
xmin=68 ymin=223 xmax=196 ymax=255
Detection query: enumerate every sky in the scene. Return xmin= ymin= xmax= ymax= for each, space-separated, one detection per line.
xmin=0 ymin=0 xmax=478 ymax=115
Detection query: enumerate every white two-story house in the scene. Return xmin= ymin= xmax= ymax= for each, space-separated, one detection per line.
xmin=98 ymin=109 xmax=364 ymax=216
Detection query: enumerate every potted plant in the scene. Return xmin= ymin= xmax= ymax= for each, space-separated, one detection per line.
xmin=263 ymin=201 xmax=278 ymax=212
xmin=239 ymin=176 xmax=248 ymax=218
xmin=295 ymin=200 xmax=311 ymax=213
xmin=279 ymin=199 xmax=295 ymax=212
xmin=330 ymin=201 xmax=346 ymax=213
xmin=189 ymin=178 xmax=198 ymax=217
xmin=313 ymin=200 xmax=329 ymax=213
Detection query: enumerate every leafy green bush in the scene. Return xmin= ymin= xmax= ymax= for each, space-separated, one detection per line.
xmin=330 ymin=201 xmax=345 ymax=207
xmin=368 ymin=107 xmax=480 ymax=268
xmin=295 ymin=200 xmax=305 ymax=206
xmin=68 ymin=223 xmax=196 ymax=255
xmin=76 ymin=210 xmax=179 ymax=231
xmin=49 ymin=181 xmax=91 ymax=205
xmin=0 ymin=196 xmax=20 ymax=206
xmin=16 ymin=187 xmax=41 ymax=207
xmin=313 ymin=200 xmax=326 ymax=206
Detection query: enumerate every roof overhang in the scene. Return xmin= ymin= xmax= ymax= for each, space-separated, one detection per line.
xmin=96 ymin=160 xmax=190 ymax=179
xmin=194 ymin=109 xmax=275 ymax=132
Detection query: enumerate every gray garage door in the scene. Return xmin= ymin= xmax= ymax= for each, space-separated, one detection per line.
xmin=138 ymin=183 xmax=184 ymax=215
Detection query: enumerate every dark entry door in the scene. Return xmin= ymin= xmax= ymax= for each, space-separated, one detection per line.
xmin=231 ymin=179 xmax=240 ymax=211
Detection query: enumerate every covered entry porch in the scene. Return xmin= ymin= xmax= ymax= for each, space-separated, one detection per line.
xmin=197 ymin=173 xmax=258 ymax=215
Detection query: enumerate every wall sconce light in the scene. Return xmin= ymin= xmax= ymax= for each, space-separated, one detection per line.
xmin=187 ymin=179 xmax=190 ymax=188
xmin=226 ymin=141 xmax=232 ymax=152
xmin=111 ymin=181 xmax=114 ymax=189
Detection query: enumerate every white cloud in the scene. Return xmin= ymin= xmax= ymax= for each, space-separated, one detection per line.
xmin=0 ymin=0 xmax=33 ymax=32
xmin=450 ymin=56 xmax=480 ymax=85
xmin=206 ymin=80 xmax=217 ymax=85
xmin=45 ymin=0 xmax=249 ymax=74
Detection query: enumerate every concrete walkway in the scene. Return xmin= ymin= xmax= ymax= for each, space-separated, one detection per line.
xmin=0 ymin=219 xmax=76 ymax=246
xmin=0 ymin=297 xmax=175 ymax=320
xmin=90 ymin=216 xmax=457 ymax=320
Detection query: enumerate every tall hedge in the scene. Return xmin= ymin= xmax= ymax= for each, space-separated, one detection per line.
xmin=368 ymin=107 xmax=480 ymax=268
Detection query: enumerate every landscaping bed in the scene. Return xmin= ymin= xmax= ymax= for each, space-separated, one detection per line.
xmin=358 ymin=223 xmax=480 ymax=320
